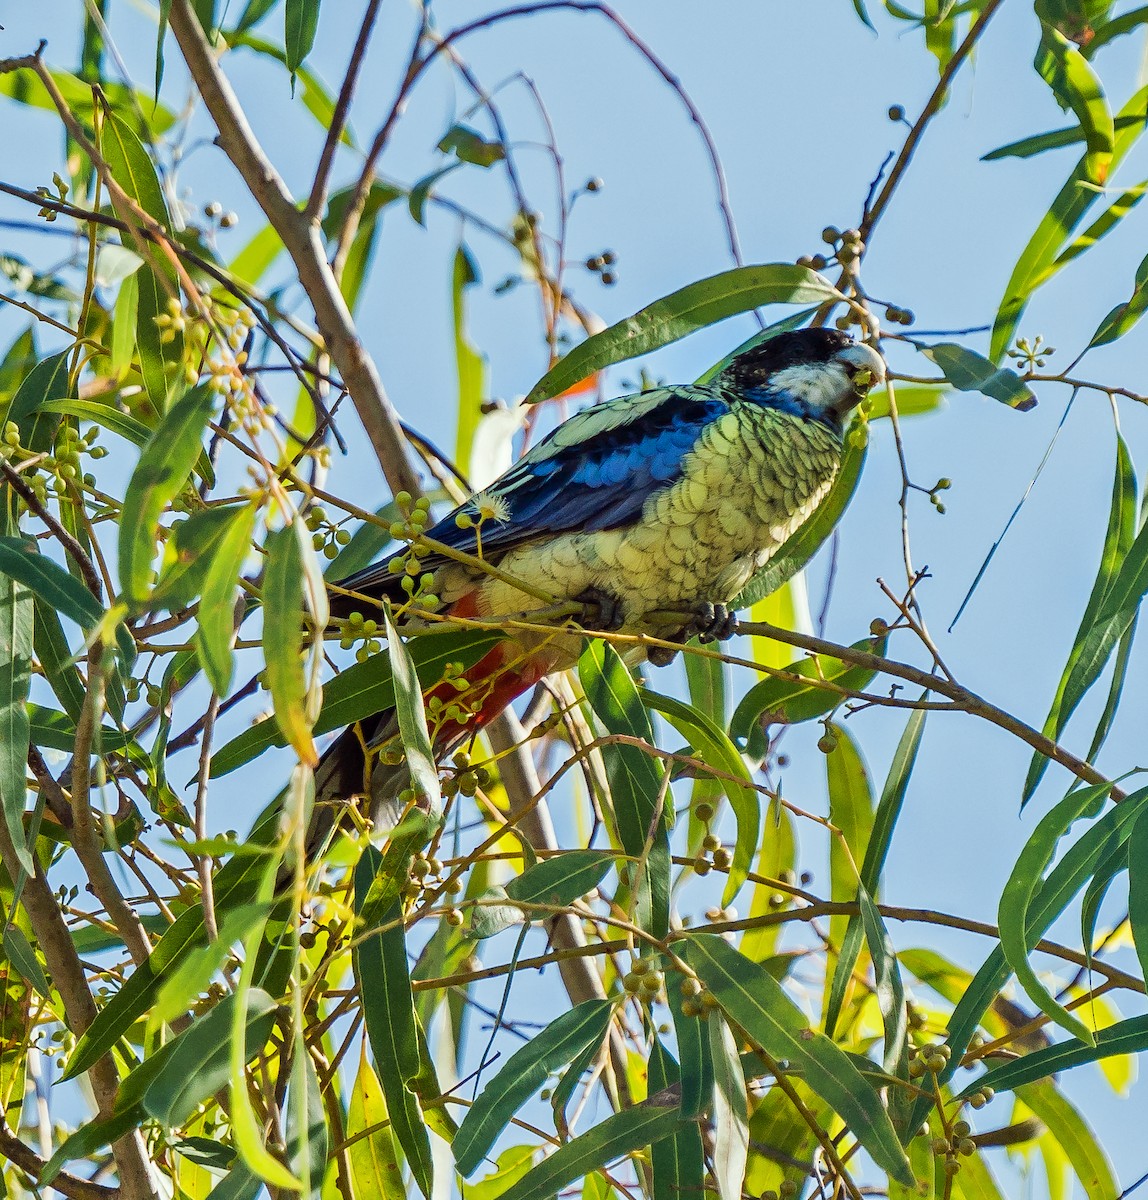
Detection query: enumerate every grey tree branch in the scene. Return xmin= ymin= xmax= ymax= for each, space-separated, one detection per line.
xmin=0 ymin=827 xmax=157 ymax=1200
xmin=165 ymin=0 xmax=421 ymax=498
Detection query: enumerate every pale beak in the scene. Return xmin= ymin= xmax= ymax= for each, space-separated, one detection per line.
xmin=836 ymin=341 xmax=886 ymax=396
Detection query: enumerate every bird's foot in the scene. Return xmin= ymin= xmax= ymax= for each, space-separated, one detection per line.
xmin=575 ymin=586 xmax=626 ymax=633
xmin=646 ymin=602 xmax=738 ymax=668
xmin=689 ymin=600 xmax=738 ymax=644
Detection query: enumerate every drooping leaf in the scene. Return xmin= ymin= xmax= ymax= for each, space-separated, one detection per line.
xmin=1037 ymin=24 xmax=1114 ymax=183
xmin=118 ymin=386 xmax=215 ymax=606
xmin=686 ymin=934 xmax=914 ymax=1186
xmin=729 ymin=634 xmax=886 ymax=758
xmin=919 ymin=343 xmax=1036 ymax=410
xmin=527 ymin=265 xmax=846 ymax=402
xmin=1024 ymin=431 xmax=1137 ymax=800
xmin=346 ymin=1050 xmax=406 ymax=1200
xmin=1088 ymin=248 xmax=1148 ymax=346
xmin=991 ymin=83 xmax=1148 ymax=361
xmin=497 ymin=1104 xmax=683 ymax=1200
xmin=261 ymin=523 xmax=316 ymax=765
xmin=1014 ymin=1079 xmax=1119 ymax=1200
xmin=284 ymin=0 xmax=320 ymax=75
xmin=709 ymin=1012 xmax=749 ymax=1200
xmin=0 ymin=556 xmax=34 ymax=874
xmin=452 ymin=244 xmax=487 ymax=475
xmin=641 ymin=688 xmax=759 ymax=904
xmin=824 ymin=705 xmax=926 ymax=1037
xmin=195 ymin=502 xmax=257 ymax=695
xmin=383 ymin=609 xmax=440 ymax=813
xmin=141 ymin=990 xmax=278 ymax=1127
xmin=578 ymin=639 xmax=670 ymax=937
xmin=354 ymin=848 xmax=433 ymax=1199
xmin=454 ymin=1000 xmax=613 ymax=1176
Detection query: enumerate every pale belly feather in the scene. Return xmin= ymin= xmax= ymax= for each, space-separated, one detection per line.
xmin=440 ymin=406 xmax=842 ymax=635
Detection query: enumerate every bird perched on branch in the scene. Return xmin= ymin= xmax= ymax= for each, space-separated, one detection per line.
xmin=315 ymin=326 xmax=883 ymax=831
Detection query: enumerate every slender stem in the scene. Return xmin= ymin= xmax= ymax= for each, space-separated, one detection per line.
xmin=305 ymin=0 xmax=384 ymax=221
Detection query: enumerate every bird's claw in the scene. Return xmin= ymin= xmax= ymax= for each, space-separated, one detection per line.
xmin=690 ymin=601 xmax=738 ymax=644
xmin=576 ymin=586 xmax=625 ymax=632
xmin=646 ymin=601 xmax=738 ymax=668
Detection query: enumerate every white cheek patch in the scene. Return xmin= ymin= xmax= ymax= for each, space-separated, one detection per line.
xmin=767 ymin=362 xmax=852 ymax=410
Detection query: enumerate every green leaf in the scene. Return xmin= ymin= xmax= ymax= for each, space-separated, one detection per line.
xmin=686 ymin=934 xmax=913 ymax=1187
xmin=991 ymin=82 xmax=1148 ymax=361
xmin=454 ymin=999 xmax=613 ymax=1176
xmin=667 ymin=955 xmax=713 ymax=1119
xmin=354 ymin=849 xmax=433 ymax=1199
xmin=39 ymin=1107 xmax=147 ymax=1186
xmin=527 ymin=265 xmax=845 ymax=402
xmin=471 ymin=851 xmax=615 ymax=939
xmin=578 ymin=640 xmax=670 ymax=938
xmin=641 ymin=688 xmax=759 ymax=904
xmin=118 ymin=386 xmax=215 ymax=606
xmin=347 ymin=1052 xmax=406 ymax=1200
xmin=709 ymin=1012 xmax=749 ymax=1200
xmin=149 ymin=504 xmax=250 ymax=613
xmin=195 ymin=503 xmax=256 ymax=694
xmin=865 ymin=384 xmax=947 ymax=421
xmin=824 ymin=720 xmax=874 ymax=971
xmin=1038 ymin=25 xmax=1114 ymax=183
xmin=383 ymin=609 xmax=439 ymax=812
xmin=1014 ymin=1079 xmax=1118 ymax=1200
xmin=261 ymin=523 xmax=316 ymax=764
xmin=1089 ymin=248 xmax=1148 ymax=346
xmin=135 ymin=265 xmax=184 ymax=411
xmin=63 ymin=812 xmax=277 ymax=1080
xmin=39 ymin=398 xmax=215 ymax=487
xmin=452 ymin=244 xmax=486 ymax=474
xmin=961 ymin=1014 xmax=1148 ymax=1097
xmin=858 ymin=886 xmax=908 ymax=1078
xmin=648 ymin=1040 xmax=704 ymax=1200
xmin=824 ymin=705 xmax=926 ymax=1037
xmin=0 ymin=558 xmax=33 ymax=874
xmin=438 ymin=124 xmax=505 ymax=167
xmin=211 ymin=629 xmax=501 ymax=775
xmin=1000 ymin=785 xmax=1114 ymax=1045
xmin=729 ymin=635 xmax=886 ymax=756
xmin=3 ymin=925 xmax=49 ymax=996
xmin=0 ymin=69 xmax=177 ymax=137
xmin=733 ymin=417 xmax=868 ymax=609
xmin=141 ymin=990 xmax=278 ymax=1126
xmin=100 ymin=107 xmax=172 ymax=233
xmin=32 ymin=596 xmax=84 ymax=720
xmin=284 ymin=0 xmax=320 ymax=75
xmin=0 ymin=537 xmax=101 ymax=631
xmin=1024 ymin=431 xmax=1137 ymax=801
xmin=1 ymin=350 xmax=68 ymax=455
xmin=919 ymin=343 xmax=1036 ymax=410
xmin=1128 ymin=807 xmax=1148 ymax=985
xmin=27 ymin=704 xmax=131 ymax=753
xmin=497 ymin=1104 xmax=683 ymax=1200
xmin=1051 ymin=180 xmax=1147 ymax=273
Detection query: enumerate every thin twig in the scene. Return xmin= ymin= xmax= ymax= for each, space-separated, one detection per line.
xmin=860 ymin=0 xmax=1005 ymax=242
xmin=305 ymin=0 xmax=384 ymax=222
xmin=194 ymin=694 xmax=221 ymax=940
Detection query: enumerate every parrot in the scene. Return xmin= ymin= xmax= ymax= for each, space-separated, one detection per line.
xmin=311 ymin=326 xmax=884 ymax=840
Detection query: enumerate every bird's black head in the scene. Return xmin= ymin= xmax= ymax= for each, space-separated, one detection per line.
xmin=718 ymin=327 xmax=885 ymax=429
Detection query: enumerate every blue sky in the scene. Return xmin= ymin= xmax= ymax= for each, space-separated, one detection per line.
xmin=3 ymin=2 xmax=1148 ymax=1195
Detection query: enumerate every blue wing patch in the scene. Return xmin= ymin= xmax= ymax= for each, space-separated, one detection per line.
xmin=336 ymin=384 xmax=731 ymax=599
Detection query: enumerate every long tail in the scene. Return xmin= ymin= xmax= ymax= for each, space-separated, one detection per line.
xmin=306 ymin=590 xmax=563 ymax=858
